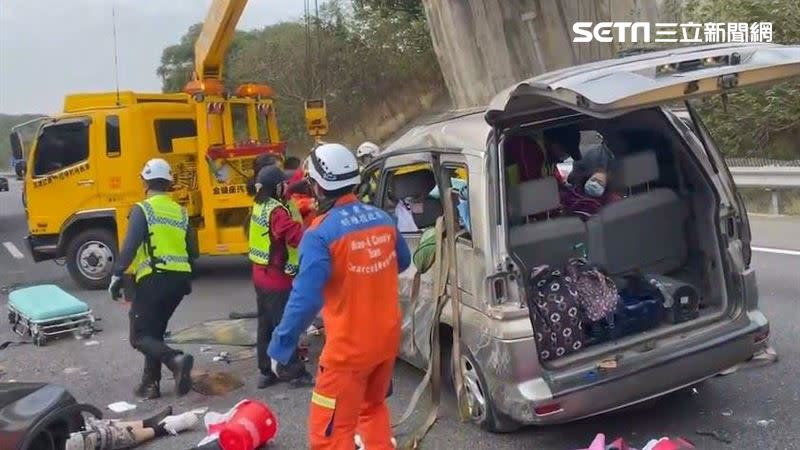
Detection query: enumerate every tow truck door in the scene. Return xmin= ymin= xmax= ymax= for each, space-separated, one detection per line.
xmin=25 ymin=117 xmax=100 ymax=238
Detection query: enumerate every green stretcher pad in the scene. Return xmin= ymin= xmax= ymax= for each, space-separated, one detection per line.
xmin=8 ymin=285 xmax=89 ymax=321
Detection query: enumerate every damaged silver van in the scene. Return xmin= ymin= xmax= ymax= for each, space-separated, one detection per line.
xmin=361 ymin=43 xmax=798 ymax=432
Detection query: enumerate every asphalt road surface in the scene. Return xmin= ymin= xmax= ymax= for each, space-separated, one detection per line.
xmin=1 ymin=177 xmax=798 ymax=449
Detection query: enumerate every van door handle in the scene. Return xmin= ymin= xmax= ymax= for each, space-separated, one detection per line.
xmin=77 ymin=179 xmax=95 ymax=186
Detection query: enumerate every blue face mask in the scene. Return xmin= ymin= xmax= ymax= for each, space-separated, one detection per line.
xmin=584 ymin=179 xmax=605 ymax=198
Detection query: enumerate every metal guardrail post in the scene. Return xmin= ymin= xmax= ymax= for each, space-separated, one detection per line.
xmin=768 ymin=189 xmax=780 ymax=215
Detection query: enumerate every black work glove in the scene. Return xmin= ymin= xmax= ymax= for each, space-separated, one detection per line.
xmin=108 ymin=275 xmax=123 ymax=301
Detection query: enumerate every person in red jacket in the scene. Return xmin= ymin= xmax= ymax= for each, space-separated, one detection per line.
xmin=248 ymin=166 xmax=313 ymax=389
xmin=268 ymin=143 xmax=411 ymax=450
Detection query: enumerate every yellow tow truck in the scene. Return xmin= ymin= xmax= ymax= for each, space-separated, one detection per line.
xmin=15 ymin=0 xmax=326 ymax=289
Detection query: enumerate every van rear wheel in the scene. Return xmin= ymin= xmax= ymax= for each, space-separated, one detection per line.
xmin=65 ymin=228 xmax=117 ymax=290
xmin=443 ymin=339 xmax=520 ymax=433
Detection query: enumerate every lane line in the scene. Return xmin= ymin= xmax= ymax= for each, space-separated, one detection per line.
xmin=3 ymin=241 xmax=25 ymax=259
xmin=752 ymin=246 xmax=800 ymax=256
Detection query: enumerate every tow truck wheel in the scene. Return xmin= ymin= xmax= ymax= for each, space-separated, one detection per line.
xmin=65 ymin=228 xmax=117 ymax=290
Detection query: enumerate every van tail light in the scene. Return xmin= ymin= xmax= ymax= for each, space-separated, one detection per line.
xmin=534 ymin=403 xmax=563 ymax=416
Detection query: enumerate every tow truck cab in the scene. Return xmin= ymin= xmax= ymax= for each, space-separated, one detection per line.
xmin=23 ymin=90 xmax=285 ymax=289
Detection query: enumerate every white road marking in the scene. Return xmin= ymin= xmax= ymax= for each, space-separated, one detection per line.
xmin=3 ymin=241 xmax=25 ymax=259
xmin=752 ymin=246 xmax=800 ymax=256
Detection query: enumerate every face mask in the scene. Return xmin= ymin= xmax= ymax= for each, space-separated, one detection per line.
xmin=584 ymin=179 xmax=605 ymax=198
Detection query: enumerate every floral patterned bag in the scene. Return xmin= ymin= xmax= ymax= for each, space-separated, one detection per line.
xmin=528 ymin=259 xmax=619 ymax=361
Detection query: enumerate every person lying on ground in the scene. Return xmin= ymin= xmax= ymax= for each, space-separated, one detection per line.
xmin=65 ymin=406 xmax=198 ymax=450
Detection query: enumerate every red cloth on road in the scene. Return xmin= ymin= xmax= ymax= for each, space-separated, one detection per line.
xmin=252 ymin=206 xmax=304 ymax=291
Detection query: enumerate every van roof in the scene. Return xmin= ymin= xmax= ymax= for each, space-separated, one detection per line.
xmin=384 ymin=109 xmax=490 ymax=155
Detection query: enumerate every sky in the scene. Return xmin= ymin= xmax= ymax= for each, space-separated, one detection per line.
xmin=0 ymin=0 xmax=306 ymax=115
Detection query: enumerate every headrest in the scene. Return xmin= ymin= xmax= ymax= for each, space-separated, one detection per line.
xmin=616 ymin=150 xmax=659 ymax=189
xmin=510 ymin=177 xmax=560 ymax=218
xmin=413 ymin=198 xmax=444 ymax=229
xmin=392 ymin=170 xmax=436 ymax=199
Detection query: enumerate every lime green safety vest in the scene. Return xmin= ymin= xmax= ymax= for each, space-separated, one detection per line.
xmin=287 ymin=198 xmax=303 ymax=223
xmin=132 ymin=194 xmax=192 ymax=282
xmin=249 ymin=198 xmax=300 ymax=276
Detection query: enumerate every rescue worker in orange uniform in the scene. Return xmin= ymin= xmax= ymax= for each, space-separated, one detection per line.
xmin=268 ymin=143 xmax=411 ymax=450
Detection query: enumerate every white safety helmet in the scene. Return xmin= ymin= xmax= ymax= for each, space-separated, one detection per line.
xmin=356 ymin=141 xmax=380 ymax=160
xmin=307 ymin=143 xmax=361 ymax=191
xmin=141 ymin=158 xmax=173 ymax=182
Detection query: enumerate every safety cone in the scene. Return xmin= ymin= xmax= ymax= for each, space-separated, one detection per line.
xmin=217 ymin=400 xmax=278 ymax=450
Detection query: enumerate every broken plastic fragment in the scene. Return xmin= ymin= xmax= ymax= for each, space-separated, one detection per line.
xmin=107 ymin=401 xmax=137 ymax=413
xmin=756 ymin=419 xmax=775 ymax=427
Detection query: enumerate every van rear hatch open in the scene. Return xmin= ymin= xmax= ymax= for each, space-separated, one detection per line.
xmin=487 ymin=43 xmax=794 ymax=390
xmin=486 ymin=43 xmax=800 ymax=124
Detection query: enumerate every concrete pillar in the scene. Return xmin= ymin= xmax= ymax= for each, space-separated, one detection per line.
xmin=423 ymin=0 xmax=670 ymax=108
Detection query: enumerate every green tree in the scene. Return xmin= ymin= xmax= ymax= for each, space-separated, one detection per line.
xmin=683 ymin=0 xmax=800 ymax=160
xmin=157 ymin=0 xmax=443 ymax=155
xmin=0 ymin=114 xmax=44 ymax=170
xmin=156 ymin=23 xmax=253 ymax=93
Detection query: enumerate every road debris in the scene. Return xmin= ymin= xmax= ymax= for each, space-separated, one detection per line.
xmin=191 ymin=370 xmax=243 ymax=396
xmin=196 ymin=400 xmax=277 ymax=448
xmin=0 ymin=340 xmax=28 ymax=351
xmin=84 ymin=340 xmax=100 ymax=346
xmin=200 ymin=345 xmax=214 ymax=353
xmin=213 ymin=352 xmax=231 ymax=363
xmin=721 ymin=409 xmax=733 ymax=417
xmin=756 ymin=419 xmax=775 ymax=427
xmin=718 ymin=346 xmax=778 ymax=376
xmin=63 ymin=367 xmax=81 ymax=375
xmin=691 ymin=388 xmax=699 ymax=396
xmin=107 ymin=401 xmax=137 ymax=413
xmin=696 ymin=429 xmax=732 ymax=444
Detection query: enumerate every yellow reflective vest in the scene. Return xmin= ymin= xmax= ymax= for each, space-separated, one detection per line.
xmin=132 ymin=194 xmax=191 ymax=282
xmin=248 ymin=198 xmax=300 ymax=276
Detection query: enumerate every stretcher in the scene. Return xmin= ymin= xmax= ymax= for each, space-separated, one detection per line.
xmin=7 ymin=285 xmax=96 ymax=346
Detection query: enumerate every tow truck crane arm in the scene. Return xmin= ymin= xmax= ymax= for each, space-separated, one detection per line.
xmin=193 ymin=0 xmax=248 ymax=83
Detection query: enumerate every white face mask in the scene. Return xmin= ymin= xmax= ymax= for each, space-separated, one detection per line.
xmin=584 ymin=179 xmax=605 ymax=198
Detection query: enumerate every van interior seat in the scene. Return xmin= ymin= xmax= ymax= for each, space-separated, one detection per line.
xmin=508 ymin=177 xmax=587 ymax=268
xmin=391 ymin=169 xmax=442 ymax=229
xmin=587 ymin=150 xmax=688 ymax=275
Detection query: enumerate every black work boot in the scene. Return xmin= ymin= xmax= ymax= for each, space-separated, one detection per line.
xmin=257 ymin=370 xmax=279 ymax=389
xmin=169 ymin=353 xmax=194 ymax=396
xmin=134 ymin=379 xmax=161 ymax=400
xmin=277 ymin=363 xmax=315 ymax=388
xmin=287 ymin=369 xmax=315 ymax=389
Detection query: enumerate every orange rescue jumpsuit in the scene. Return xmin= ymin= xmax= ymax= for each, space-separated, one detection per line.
xmin=268 ymin=194 xmax=411 ymax=449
